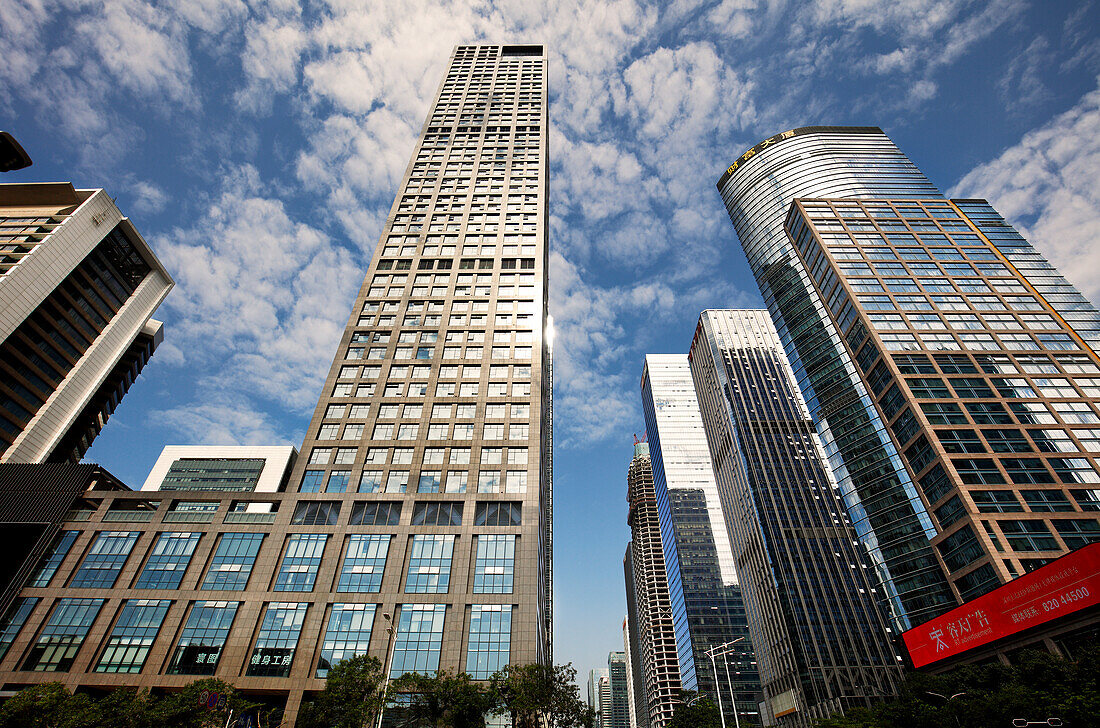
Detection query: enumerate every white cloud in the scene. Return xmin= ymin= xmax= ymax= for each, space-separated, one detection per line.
xmin=151 ymin=400 xmax=299 ymax=447
xmin=950 ymin=79 xmax=1100 ymax=301
xmin=129 ymin=180 xmax=168 ymax=215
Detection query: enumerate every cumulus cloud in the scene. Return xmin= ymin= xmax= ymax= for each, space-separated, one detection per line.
xmin=950 ymin=79 xmax=1100 ymax=301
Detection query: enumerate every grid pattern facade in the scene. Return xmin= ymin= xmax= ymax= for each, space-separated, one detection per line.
xmin=640 ymin=357 xmax=761 ymax=726
xmin=605 ymin=651 xmax=630 ymax=728
xmin=690 ymin=310 xmax=903 ymax=726
xmin=625 ymin=445 xmax=680 ymax=728
xmin=785 ymin=198 xmax=1100 ymax=601
xmin=160 ymin=459 xmax=266 ymax=492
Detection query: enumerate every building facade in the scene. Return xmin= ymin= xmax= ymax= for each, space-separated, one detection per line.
xmin=689 ymin=309 xmax=903 ymax=726
xmin=640 ymin=355 xmax=761 ymax=726
xmin=606 ymin=651 xmax=630 ymax=728
xmin=140 ymin=446 xmax=298 ymax=493
xmin=621 ymin=614 xmax=644 ymax=728
xmin=0 ymin=44 xmax=549 ymax=724
xmin=625 ymin=441 xmax=680 ymax=728
xmin=0 ymin=182 xmax=172 ymax=464
xmin=783 ymin=197 xmax=1100 ymax=604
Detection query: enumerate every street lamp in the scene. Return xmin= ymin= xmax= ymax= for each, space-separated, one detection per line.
xmin=376 ymin=611 xmax=400 ymax=728
xmin=925 ymin=691 xmax=966 ymax=728
xmin=705 ymin=637 xmax=744 ymax=728
xmin=0 ymin=132 xmax=32 ymax=172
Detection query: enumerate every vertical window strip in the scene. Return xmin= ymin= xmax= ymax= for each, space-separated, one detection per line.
xmin=337 ymin=535 xmax=390 ymax=593
xmin=273 ymin=534 xmax=329 ymax=592
xmin=473 ymin=535 xmax=515 ymax=594
xmin=167 ymin=601 xmax=239 ymax=675
xmin=317 ymin=603 xmax=376 ymax=678
xmin=0 ymin=597 xmax=38 ymax=662
xmin=404 ymin=535 xmax=455 ymax=593
xmin=69 ymin=532 xmax=139 ymax=588
xmin=29 ymin=531 xmax=78 ymax=587
xmin=94 ymin=599 xmax=171 ymax=673
xmin=134 ymin=532 xmax=201 ymax=589
xmin=201 ymin=533 xmax=265 ymax=590
xmin=22 ymin=598 xmax=103 ymax=672
xmin=390 ymin=604 xmax=446 ymax=677
xmin=248 ymin=603 xmax=309 ymax=677
xmin=466 ymin=605 xmax=512 ymax=678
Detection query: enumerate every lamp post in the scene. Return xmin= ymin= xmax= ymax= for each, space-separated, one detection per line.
xmin=706 ymin=638 xmax=744 ymax=728
xmin=925 ymin=691 xmax=966 ymax=728
xmin=376 ymin=611 xmax=399 ymax=728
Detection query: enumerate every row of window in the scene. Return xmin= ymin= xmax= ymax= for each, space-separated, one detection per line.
xmin=937 ymin=518 xmax=1098 ymax=573
xmin=301 ymin=467 xmax=529 ymax=494
xmin=30 ymin=530 xmax=519 ymax=594
xmin=0 ymin=597 xmax=511 ymax=680
xmin=322 ymin=401 xmax=531 ymax=421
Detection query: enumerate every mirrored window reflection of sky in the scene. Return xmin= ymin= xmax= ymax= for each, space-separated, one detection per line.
xmin=3 ymin=0 xmax=1098 ymax=682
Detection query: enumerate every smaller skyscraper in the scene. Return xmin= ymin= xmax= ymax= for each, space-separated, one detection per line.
xmin=606 ymin=651 xmax=630 ymax=728
xmin=625 ymin=440 xmax=681 ymax=728
xmin=140 ymin=445 xmax=298 ymax=493
xmin=589 ymin=667 xmax=609 ymax=724
xmin=690 ymin=310 xmax=903 ymax=726
xmin=0 ymin=182 xmax=172 ymax=463
xmin=622 ymin=615 xmax=644 ymax=728
xmin=641 ymin=356 xmax=761 ymax=726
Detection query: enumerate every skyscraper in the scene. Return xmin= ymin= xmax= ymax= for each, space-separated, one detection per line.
xmin=716 ymin=127 xmax=1100 ymax=630
xmin=0 ymin=44 xmax=548 ymax=723
xmin=622 ymin=614 xmax=644 ymax=728
xmin=0 ymin=182 xmax=172 ymax=464
xmin=640 ymin=355 xmax=761 ymax=726
xmin=606 ymin=651 xmax=630 ymax=728
xmin=625 ymin=440 xmax=680 ymax=728
xmin=689 ymin=309 xmax=902 ymax=726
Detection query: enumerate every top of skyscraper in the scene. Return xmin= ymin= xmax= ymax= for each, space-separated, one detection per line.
xmin=716 ymin=126 xmax=885 ymax=189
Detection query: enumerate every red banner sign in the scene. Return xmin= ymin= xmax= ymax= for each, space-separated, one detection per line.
xmin=903 ymin=543 xmax=1100 ymax=668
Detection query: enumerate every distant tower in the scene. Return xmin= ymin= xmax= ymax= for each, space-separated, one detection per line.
xmin=606 ymin=651 xmax=630 ymax=728
xmin=0 ymin=183 xmax=172 ymax=463
xmin=625 ymin=440 xmax=680 ymax=728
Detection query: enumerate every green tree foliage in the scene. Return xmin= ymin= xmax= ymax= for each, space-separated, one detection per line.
xmin=667 ymin=691 xmax=722 ymax=728
xmin=297 ymin=654 xmax=386 ymax=728
xmin=490 ymin=663 xmax=594 ymax=728
xmin=0 ymin=678 xmax=274 ymax=728
xmin=391 ymin=670 xmax=494 ymax=728
xmin=814 ymin=647 xmax=1100 ymax=728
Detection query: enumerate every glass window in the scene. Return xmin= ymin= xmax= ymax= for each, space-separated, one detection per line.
xmin=386 ymin=471 xmax=410 ymax=493
xmin=1071 ymin=489 xmax=1100 ymax=511
xmin=135 ymin=532 xmax=201 ymax=589
xmin=318 ymin=603 xmax=376 ymax=678
xmin=971 ymin=490 xmax=1023 ymax=513
xmin=936 ymin=525 xmax=983 ymax=572
xmin=248 ymin=602 xmax=308 ymax=677
xmin=274 ymin=534 xmax=328 ymax=591
xmin=327 ymin=470 xmax=351 ymax=493
xmin=475 ymin=502 xmax=522 ymax=526
xmin=1021 ymin=489 xmax=1074 ymax=512
xmin=94 ymin=599 xmax=171 ymax=673
xmin=359 ymin=470 xmax=383 ymax=493
xmin=473 ymin=535 xmax=515 ymax=594
xmin=1054 ymin=519 xmax=1100 ymax=549
xmin=411 ymin=502 xmax=462 ymax=526
xmin=390 ymin=604 xmax=446 ymax=677
xmin=350 ymin=501 xmax=401 ymax=526
xmin=418 ymin=471 xmax=442 ymax=493
xmin=29 ymin=531 xmax=78 ymax=587
xmin=0 ymin=597 xmax=38 ymax=662
xmin=999 ymin=520 xmax=1059 ymax=551
xmin=167 ymin=601 xmax=239 ymax=674
xmin=405 ymin=535 xmax=455 ymax=593
xmin=338 ymin=535 xmax=390 ymax=592
xmin=300 ymin=470 xmax=324 ymax=492
xmin=466 ymin=605 xmax=511 ymax=679
xmin=70 ymin=532 xmax=139 ymax=588
xmin=202 ymin=533 xmax=265 ymax=590
xmin=1002 ymin=458 xmax=1055 ymax=485
xmin=291 ymin=502 xmax=341 ymax=525
xmin=22 ymin=598 xmax=104 ymax=672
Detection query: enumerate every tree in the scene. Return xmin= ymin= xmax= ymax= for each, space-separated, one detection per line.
xmin=667 ymin=691 xmax=722 ymax=728
xmin=298 ymin=655 xmax=386 ymax=728
xmin=490 ymin=663 xmax=594 ymax=728
xmin=390 ymin=670 xmax=494 ymax=728
xmin=813 ymin=647 xmax=1100 ymax=728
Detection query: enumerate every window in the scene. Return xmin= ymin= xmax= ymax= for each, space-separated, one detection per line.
xmin=1050 ymin=458 xmax=1100 ymax=484
xmin=936 ymin=525 xmax=983 ymax=571
xmin=0 ymin=598 xmax=38 ymax=662
xmin=350 ymin=501 xmax=402 ymax=526
xmin=1054 ymin=519 xmax=1100 ymax=549
xmin=950 ymin=378 xmax=995 ymax=398
xmin=202 ymin=533 xmax=265 ymax=590
xmin=971 ymin=490 xmax=1023 ymax=513
xmin=291 ymin=502 xmax=341 ymax=526
xmin=317 ymin=603 xmax=376 ymax=678
xmin=22 ymin=598 xmax=103 ymax=672
xmin=94 ymin=599 xmax=171 ymax=673
xmin=450 ymin=448 xmax=471 ymax=464
xmin=247 ymin=602 xmax=308 ymax=677
xmin=359 ymin=470 xmax=383 ymax=493
xmin=1021 ymin=490 xmax=1073 ymax=512
xmin=70 ymin=532 xmax=139 ymax=588
xmin=507 ymin=448 xmax=529 ymax=465
xmin=412 ymin=502 xmax=463 ymax=526
xmin=478 ymin=471 xmax=501 ymax=493
xmin=390 ymin=604 xmax=446 ymax=677
xmin=300 ymin=470 xmax=324 ymax=492
xmin=953 ymin=458 xmax=1005 ymax=485
xmin=387 ymin=471 xmax=410 ymax=493
xmin=327 ymin=470 xmax=351 ymax=493
xmin=393 ymin=449 xmax=414 ymax=464
xmin=907 ymin=377 xmax=950 ymax=398
xmin=29 ymin=531 xmax=78 ymax=587
xmin=405 ymin=535 xmax=455 ymax=593
xmin=135 ymin=532 xmax=201 ymax=589
xmin=466 ymin=605 xmax=512 ymax=679
xmin=338 ymin=535 xmax=390 ymax=592
xmin=334 ymin=447 xmax=357 ymax=464
xmin=446 ymin=472 xmax=468 ymax=493
xmin=309 ymin=448 xmax=332 ymax=465
xmin=475 ymin=502 xmax=522 ymax=526
xmin=473 ymin=535 xmax=515 ymax=594
xmin=506 ymin=471 xmax=528 ymax=493
xmin=1002 ymin=458 xmax=1055 ymax=485
xmin=274 ymin=535 xmax=328 ymax=591
xmin=1071 ymin=489 xmax=1100 ymax=511
xmin=999 ymin=520 xmax=1059 ymax=551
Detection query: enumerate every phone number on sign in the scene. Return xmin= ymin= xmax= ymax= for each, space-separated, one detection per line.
xmin=1041 ymin=586 xmax=1089 ymax=613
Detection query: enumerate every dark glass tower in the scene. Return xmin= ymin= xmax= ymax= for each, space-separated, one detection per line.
xmin=641 ymin=355 xmax=762 ymax=726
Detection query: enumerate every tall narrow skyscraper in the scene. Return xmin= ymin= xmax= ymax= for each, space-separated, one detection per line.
xmin=625 ymin=440 xmax=680 ymax=728
xmin=716 ymin=127 xmax=1100 ymax=634
xmin=286 ymin=42 xmax=551 ymax=667
xmin=641 ymin=355 xmax=761 ymax=726
xmin=690 ymin=309 xmax=902 ymax=726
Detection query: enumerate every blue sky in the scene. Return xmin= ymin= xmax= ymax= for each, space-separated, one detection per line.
xmin=3 ymin=0 xmax=1100 ymax=683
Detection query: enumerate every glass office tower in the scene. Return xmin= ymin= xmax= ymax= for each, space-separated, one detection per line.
xmin=689 ymin=309 xmax=902 ymax=726
xmin=640 ymin=355 xmax=761 ymax=726
xmin=0 ymin=44 xmax=549 ymax=724
xmin=716 ymin=128 xmax=1100 ymax=632
xmin=784 ymin=198 xmax=1100 ymax=604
